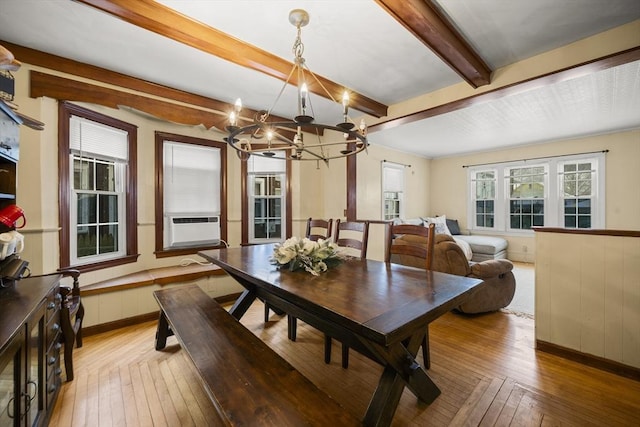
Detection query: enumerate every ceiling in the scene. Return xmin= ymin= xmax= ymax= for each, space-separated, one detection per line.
xmin=0 ymin=0 xmax=639 ymax=158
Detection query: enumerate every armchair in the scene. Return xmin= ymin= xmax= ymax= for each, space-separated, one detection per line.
xmin=392 ymin=233 xmax=515 ymax=313
xmin=431 ymin=234 xmax=515 ymax=313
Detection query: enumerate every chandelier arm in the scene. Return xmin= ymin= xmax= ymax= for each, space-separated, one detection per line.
xmin=263 ymin=65 xmax=299 ymax=120
xmin=302 ymin=62 xmax=339 ymax=104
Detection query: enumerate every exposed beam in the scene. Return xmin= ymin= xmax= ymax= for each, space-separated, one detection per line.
xmin=375 ymin=0 xmax=491 ymax=88
xmin=369 ymin=47 xmax=640 ymax=133
xmin=73 ymin=0 xmax=388 ymax=118
xmin=2 ymin=40 xmax=295 ymax=132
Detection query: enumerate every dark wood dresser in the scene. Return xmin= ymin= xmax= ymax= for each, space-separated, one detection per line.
xmin=0 ymin=275 xmax=62 ymax=427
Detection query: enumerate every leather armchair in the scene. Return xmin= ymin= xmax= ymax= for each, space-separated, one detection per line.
xmin=431 ymin=234 xmax=515 ymax=313
xmin=391 ymin=233 xmax=516 ymax=314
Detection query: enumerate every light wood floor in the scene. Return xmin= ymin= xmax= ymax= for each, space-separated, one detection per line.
xmin=50 ymin=300 xmax=640 ymax=426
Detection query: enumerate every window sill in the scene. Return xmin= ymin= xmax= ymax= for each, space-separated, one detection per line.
xmin=80 ymin=263 xmax=225 ymax=297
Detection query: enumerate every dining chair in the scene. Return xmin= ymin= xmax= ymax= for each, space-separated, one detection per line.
xmin=274 ymin=217 xmax=334 ymax=341
xmin=305 ymin=217 xmax=333 ymax=241
xmin=324 ymin=219 xmax=369 ymax=368
xmin=385 ymin=222 xmax=436 ymax=368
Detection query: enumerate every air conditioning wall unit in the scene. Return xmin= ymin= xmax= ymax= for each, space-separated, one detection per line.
xmin=166 ymin=215 xmax=220 ymax=248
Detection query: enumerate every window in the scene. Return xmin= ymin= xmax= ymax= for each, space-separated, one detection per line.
xmin=246 ymin=154 xmax=286 ymax=244
xmin=471 ymin=170 xmax=496 ymax=228
xmin=154 ymin=132 xmax=226 ymax=256
xmin=58 ymin=102 xmax=138 ymax=271
xmin=467 ymin=153 xmax=605 ymax=233
xmin=382 ymin=162 xmax=405 ymax=220
xmin=559 ymin=160 xmax=598 ymax=229
xmin=507 ymin=166 xmax=546 ymax=230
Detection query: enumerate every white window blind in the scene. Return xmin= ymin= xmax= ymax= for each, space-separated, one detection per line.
xmin=247 ymin=153 xmax=286 ymax=173
xmin=382 ymin=162 xmax=404 ymax=192
xmin=70 ymin=115 xmax=128 ymax=160
xmin=163 ymin=141 xmax=220 ymax=214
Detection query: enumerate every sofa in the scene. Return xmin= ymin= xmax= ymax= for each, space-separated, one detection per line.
xmin=391 ymin=232 xmax=516 ymax=314
xmin=396 ymin=217 xmax=509 ymax=262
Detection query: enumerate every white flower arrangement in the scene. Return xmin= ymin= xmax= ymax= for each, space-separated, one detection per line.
xmin=270 ymin=237 xmax=345 ymax=276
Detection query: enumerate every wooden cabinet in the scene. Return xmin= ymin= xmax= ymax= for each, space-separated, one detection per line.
xmin=0 ymin=275 xmax=62 ymax=427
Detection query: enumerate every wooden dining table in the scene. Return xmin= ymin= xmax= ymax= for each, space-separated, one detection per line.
xmin=200 ymin=244 xmax=484 ymax=427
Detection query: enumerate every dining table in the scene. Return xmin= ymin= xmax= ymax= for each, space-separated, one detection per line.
xmin=199 ymin=244 xmax=484 ymax=427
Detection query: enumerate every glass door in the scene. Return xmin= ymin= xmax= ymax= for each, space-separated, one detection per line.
xmin=0 ymin=331 xmax=23 ymax=427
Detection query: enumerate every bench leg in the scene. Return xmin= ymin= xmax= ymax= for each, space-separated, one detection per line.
xmin=324 ymin=335 xmax=332 ymax=364
xmin=155 ymin=311 xmax=172 ymax=350
xmin=287 ymin=315 xmax=297 ymax=341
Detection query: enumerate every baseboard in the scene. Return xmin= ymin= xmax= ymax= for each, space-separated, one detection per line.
xmin=82 ymin=292 xmax=243 ymax=337
xmin=536 ymin=340 xmax=640 ymax=381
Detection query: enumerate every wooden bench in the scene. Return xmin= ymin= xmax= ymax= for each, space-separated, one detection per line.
xmin=154 ymin=284 xmax=360 ymax=426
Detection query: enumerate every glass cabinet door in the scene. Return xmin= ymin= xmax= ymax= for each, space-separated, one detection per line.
xmin=0 ymin=332 xmax=23 ymax=427
xmin=26 ymin=314 xmax=44 ymax=427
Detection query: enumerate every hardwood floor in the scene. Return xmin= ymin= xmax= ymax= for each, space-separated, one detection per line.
xmin=50 ymin=300 xmax=640 ymax=426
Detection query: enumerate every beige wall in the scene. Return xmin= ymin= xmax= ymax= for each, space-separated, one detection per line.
xmin=430 ymin=130 xmax=640 ymax=262
xmin=536 ymin=231 xmax=640 ymax=368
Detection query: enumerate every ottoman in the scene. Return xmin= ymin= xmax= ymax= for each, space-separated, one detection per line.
xmin=454 ymin=235 xmax=508 ymax=262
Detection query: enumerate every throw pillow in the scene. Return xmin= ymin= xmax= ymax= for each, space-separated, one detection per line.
xmin=446 ymin=218 xmax=461 ymax=235
xmin=422 ymin=215 xmax=451 ymax=235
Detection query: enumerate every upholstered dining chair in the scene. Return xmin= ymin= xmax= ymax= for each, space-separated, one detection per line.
xmin=385 ymin=222 xmax=436 ymax=369
xmin=324 ymin=219 xmax=370 ymax=368
xmin=278 ymin=217 xmax=334 ymax=342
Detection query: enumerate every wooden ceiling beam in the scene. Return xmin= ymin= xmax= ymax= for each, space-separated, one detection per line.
xmin=73 ymin=0 xmax=388 ymax=118
xmin=375 ymin=0 xmax=492 ymax=88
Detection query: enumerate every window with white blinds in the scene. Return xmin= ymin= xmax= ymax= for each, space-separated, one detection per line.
xmin=382 ymin=162 xmax=405 ymax=220
xmin=68 ymin=115 xmax=129 ymax=265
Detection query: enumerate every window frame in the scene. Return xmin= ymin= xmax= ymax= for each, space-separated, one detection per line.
xmin=381 ymin=161 xmax=405 ymax=220
xmin=154 ymin=132 xmax=227 ymax=257
xmin=58 ymin=102 xmax=138 ymax=272
xmin=241 ymin=155 xmax=292 ymax=245
xmin=467 ymin=153 xmax=605 ymax=234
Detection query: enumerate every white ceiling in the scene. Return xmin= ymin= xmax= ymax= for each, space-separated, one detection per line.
xmin=0 ymin=0 xmax=639 ymax=158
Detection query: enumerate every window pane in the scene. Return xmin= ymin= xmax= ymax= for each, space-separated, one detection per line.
xmin=578 ymin=216 xmax=591 ymax=228
xmin=522 ymin=215 xmax=532 ymax=229
xmin=99 ymin=194 xmax=118 ymax=223
xmin=510 ymin=200 xmax=521 ymax=213
xmin=486 ymin=215 xmax=494 ymax=228
xmin=578 ymin=163 xmax=591 ymax=171
xmin=486 ymin=200 xmax=494 ymax=213
xmin=476 ymin=214 xmax=484 ymax=227
xmin=77 ymin=225 xmax=97 ymax=257
xmin=99 ymin=224 xmax=118 ymax=254
xmin=254 ymin=198 xmax=266 ymax=217
xmin=254 ymin=177 xmax=266 ymax=196
xmin=267 ymin=219 xmax=282 ymax=239
xmin=267 ymin=176 xmax=282 ymax=196
xmin=510 ymin=215 xmax=521 ymax=229
xmin=564 ymin=164 xmax=576 ymax=172
xmin=532 ymin=200 xmax=544 ymax=214
xmin=77 ymin=194 xmax=97 ymax=225
xmin=74 ymin=159 xmax=94 ymax=190
xmin=254 ymin=221 xmax=266 ymax=238
xmin=564 ymin=199 xmax=576 ymax=214
xmin=96 ymin=161 xmax=115 ymax=191
xmin=476 ymin=201 xmax=485 ymax=213
xmin=578 ymin=199 xmax=591 ymax=215
xmin=565 ymin=216 xmax=576 ymax=228
xmin=267 ymin=198 xmax=281 ymax=217
xmin=522 ymin=200 xmax=532 ymax=214
xmin=577 ymin=180 xmax=592 ymax=196
xmin=533 ymin=215 xmax=544 ymax=226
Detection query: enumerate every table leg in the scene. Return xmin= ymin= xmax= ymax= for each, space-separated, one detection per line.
xmin=228 ymin=288 xmax=258 ymax=320
xmin=155 ymin=311 xmax=171 ymax=350
xmin=362 ymin=332 xmax=441 ymax=426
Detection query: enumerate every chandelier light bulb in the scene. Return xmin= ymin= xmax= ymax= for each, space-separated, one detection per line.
xmin=342 ymin=91 xmax=349 ymax=116
xmin=229 ymin=111 xmax=237 ymax=127
xmin=234 ymin=98 xmax=242 ymax=113
xmin=300 ymin=83 xmax=308 ymax=110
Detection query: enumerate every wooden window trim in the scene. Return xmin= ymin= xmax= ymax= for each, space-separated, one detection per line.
xmin=58 ymin=101 xmax=139 ymax=272
xmin=154 ymin=132 xmax=227 ymax=257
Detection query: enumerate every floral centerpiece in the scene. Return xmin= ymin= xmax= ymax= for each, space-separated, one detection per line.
xmin=270 ymin=237 xmax=345 ymax=276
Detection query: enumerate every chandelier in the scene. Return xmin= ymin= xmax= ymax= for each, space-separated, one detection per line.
xmin=224 ymin=9 xmax=368 ymax=162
